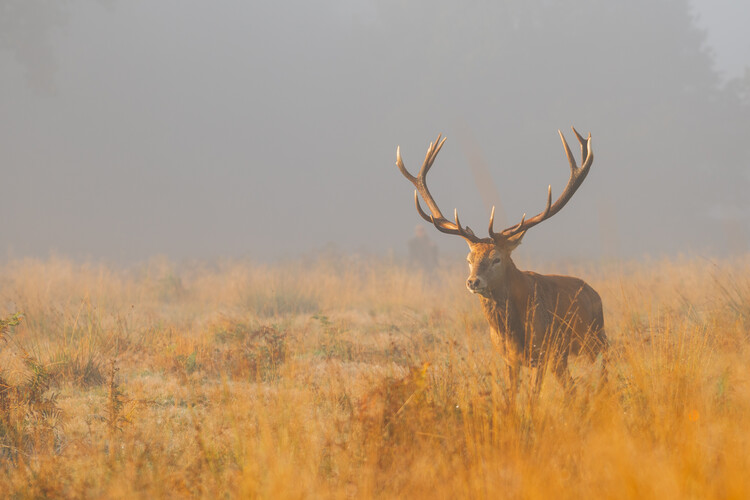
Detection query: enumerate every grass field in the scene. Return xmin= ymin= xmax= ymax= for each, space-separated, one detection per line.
xmin=1 ymin=253 xmax=749 ymax=498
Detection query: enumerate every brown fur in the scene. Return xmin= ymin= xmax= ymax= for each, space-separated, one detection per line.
xmin=466 ymin=240 xmax=607 ymax=395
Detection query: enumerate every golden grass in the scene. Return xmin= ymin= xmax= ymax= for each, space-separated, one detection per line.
xmin=1 ymin=253 xmax=749 ymax=498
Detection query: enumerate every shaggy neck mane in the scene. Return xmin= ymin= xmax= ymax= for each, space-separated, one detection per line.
xmin=478 ymin=258 xmax=527 ymax=350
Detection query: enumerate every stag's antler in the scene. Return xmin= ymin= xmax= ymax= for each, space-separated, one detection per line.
xmin=490 ymin=127 xmax=593 ymax=241
xmin=397 ymin=128 xmax=593 ymax=244
xmin=396 ymin=134 xmax=483 ymax=243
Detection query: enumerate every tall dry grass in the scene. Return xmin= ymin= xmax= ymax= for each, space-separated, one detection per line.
xmin=0 ymin=253 xmax=749 ymax=498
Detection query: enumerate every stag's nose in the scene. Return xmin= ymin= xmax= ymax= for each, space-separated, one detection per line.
xmin=466 ymin=277 xmax=482 ymax=291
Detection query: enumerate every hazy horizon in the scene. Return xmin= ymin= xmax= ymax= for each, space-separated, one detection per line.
xmin=2 ymin=0 xmax=749 ymax=265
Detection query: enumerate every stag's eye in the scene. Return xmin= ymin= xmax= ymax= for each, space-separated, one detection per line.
xmin=492 ymin=257 xmax=502 ymax=265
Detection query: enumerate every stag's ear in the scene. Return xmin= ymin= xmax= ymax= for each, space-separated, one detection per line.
xmin=463 ymin=234 xmax=480 ymax=249
xmin=504 ymin=230 xmax=526 ymax=251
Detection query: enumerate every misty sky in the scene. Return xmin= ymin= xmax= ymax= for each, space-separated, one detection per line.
xmin=1 ymin=0 xmax=749 ymax=263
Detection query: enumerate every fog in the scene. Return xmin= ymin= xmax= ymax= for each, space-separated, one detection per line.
xmin=2 ymin=0 xmax=749 ymax=263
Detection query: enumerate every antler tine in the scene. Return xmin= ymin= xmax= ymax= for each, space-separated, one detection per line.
xmin=582 ymin=134 xmax=594 ymax=171
xmin=396 ymin=146 xmax=416 ymax=183
xmin=571 ymin=126 xmax=586 ymax=158
xmin=454 ymin=208 xmax=475 ymax=239
xmin=488 ymin=206 xmax=496 ymax=239
xmin=559 ymin=129 xmax=578 ymax=175
xmin=501 ymin=128 xmax=594 ymax=238
xmin=429 ymin=213 xmax=463 ymax=237
xmin=510 ymin=213 xmax=526 ymax=233
xmin=488 ymin=204 xmax=523 ymax=240
xmin=396 ymin=134 xmax=482 ymax=243
xmin=420 ymin=140 xmax=435 ymax=176
xmin=428 ymin=207 xmax=477 ymax=239
xmin=414 ymin=190 xmax=432 ymax=223
xmin=420 ymin=134 xmax=446 ymax=178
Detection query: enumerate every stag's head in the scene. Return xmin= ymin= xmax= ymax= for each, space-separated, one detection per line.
xmin=396 ymin=128 xmax=594 ymax=298
xmin=464 ymin=232 xmax=523 ymax=297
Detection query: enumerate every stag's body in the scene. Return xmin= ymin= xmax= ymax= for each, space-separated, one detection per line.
xmin=396 ymin=127 xmax=607 ymax=396
xmin=471 ymin=241 xmax=606 ymax=393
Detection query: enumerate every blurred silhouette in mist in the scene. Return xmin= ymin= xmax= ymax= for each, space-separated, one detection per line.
xmin=408 ymin=225 xmax=438 ymax=272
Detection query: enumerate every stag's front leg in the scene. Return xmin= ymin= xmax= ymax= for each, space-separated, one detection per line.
xmin=552 ymin=352 xmax=576 ymax=400
xmin=503 ymin=350 xmax=522 ymax=409
xmin=529 ymin=311 xmax=552 ymax=399
xmin=599 ymin=350 xmax=609 ymax=386
xmin=532 ymin=359 xmax=547 ymax=399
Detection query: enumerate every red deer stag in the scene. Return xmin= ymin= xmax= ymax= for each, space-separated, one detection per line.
xmin=396 ymin=128 xmax=607 ymax=397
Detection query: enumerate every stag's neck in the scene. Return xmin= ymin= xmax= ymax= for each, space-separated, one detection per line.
xmin=478 ymin=259 xmax=526 ymax=341
xmin=492 ymin=258 xmax=524 ymax=301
